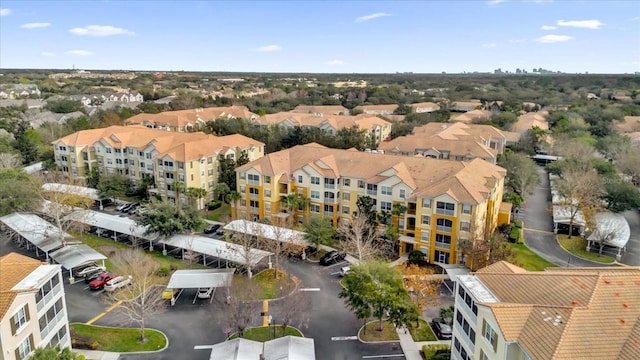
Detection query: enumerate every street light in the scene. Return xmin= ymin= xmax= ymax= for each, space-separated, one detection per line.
xmin=216 ymin=249 xmax=222 ymax=268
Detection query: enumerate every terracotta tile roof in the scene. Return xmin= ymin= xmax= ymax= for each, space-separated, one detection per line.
xmin=409 ymin=102 xmax=440 ymax=110
xmin=450 ymin=110 xmax=492 ymax=123
xmin=354 ymin=104 xmax=399 ymax=112
xmin=125 ymin=106 xmax=256 ymax=128
xmin=476 ymin=260 xmax=527 ymax=274
xmin=474 ymin=263 xmax=640 ymax=360
xmin=291 ymin=105 xmax=348 ymax=115
xmin=511 ymin=111 xmax=550 ymax=133
xmin=615 ymin=116 xmax=640 ymax=133
xmin=0 ymin=253 xmax=44 ymax=318
xmin=253 ymin=112 xmax=389 ymax=132
xmin=237 ymin=144 xmax=505 ymax=205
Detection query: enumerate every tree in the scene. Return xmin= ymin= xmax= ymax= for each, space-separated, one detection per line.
xmin=555 ymin=168 xmax=605 ymax=238
xmin=616 ymin=144 xmax=640 ymax=185
xmin=340 ymin=261 xmax=419 ymax=331
xmin=223 ymin=282 xmax=260 ymax=338
xmin=226 ymin=220 xmax=265 ymax=279
xmin=356 ymin=195 xmax=378 ymax=226
xmin=0 ymin=168 xmax=41 ymax=216
xmin=214 ymin=182 xmax=230 ymax=202
xmin=459 ymin=233 xmax=515 ymax=271
xmin=14 ymin=126 xmax=42 ymax=164
xmin=587 ymin=214 xmax=624 ymax=256
xmin=603 ymin=177 xmax=640 ymax=213
xmin=137 ymin=199 xmax=203 ymax=247
xmin=500 ymin=152 xmax=540 ymax=198
xmin=302 ymin=215 xmax=335 ymax=252
xmin=226 ymin=191 xmax=241 ymax=219
xmin=281 ymin=193 xmax=299 ymax=217
xmin=439 ymin=305 xmax=455 ymax=325
xmin=96 ymin=174 xmax=131 ymax=203
xmin=502 ymin=192 xmax=524 ymax=216
xmin=186 ymin=187 xmax=208 ymax=210
xmin=30 ymin=345 xmax=82 ymax=360
xmin=338 ymin=211 xmax=382 ymax=262
xmin=103 ymin=249 xmax=166 ymax=343
xmin=86 ymin=167 xmax=100 ymax=189
xmin=263 ymin=216 xmax=299 ymax=279
xmin=275 ymin=289 xmax=311 ymax=336
xmin=0 ymin=152 xmax=21 ymax=168
xmin=399 ymin=263 xmax=442 ymax=327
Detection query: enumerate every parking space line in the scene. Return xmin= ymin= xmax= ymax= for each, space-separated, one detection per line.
xmin=86 ymin=300 xmax=122 ymax=325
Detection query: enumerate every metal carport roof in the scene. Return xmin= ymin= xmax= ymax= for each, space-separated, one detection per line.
xmin=42 ymin=183 xmax=101 ymax=201
xmin=0 ymin=212 xmax=68 ymax=253
xmin=207 ymin=336 xmax=315 ymax=360
xmin=64 ymin=210 xmax=158 ymax=241
xmin=160 ymin=234 xmax=272 ymax=267
xmin=50 ymin=244 xmax=107 ymax=270
xmin=223 ymin=220 xmax=309 ymax=247
xmin=166 ymin=269 xmax=235 ymax=289
xmin=587 ymin=212 xmax=631 ymax=249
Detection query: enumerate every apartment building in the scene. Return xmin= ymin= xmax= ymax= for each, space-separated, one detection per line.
xmin=379 ymin=122 xmax=507 ymax=164
xmin=0 ymin=253 xmax=70 ymax=360
xmin=234 ymin=143 xmax=506 ymax=264
xmin=453 ymin=261 xmax=640 ymax=360
xmin=52 ymin=125 xmax=264 ymax=208
xmin=353 ymin=104 xmax=398 ymax=115
xmin=124 ymin=106 xmax=258 ymax=132
xmin=252 ymin=112 xmax=392 ymax=144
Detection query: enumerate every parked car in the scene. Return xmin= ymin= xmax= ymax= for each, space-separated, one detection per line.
xmin=124 ymin=203 xmax=141 ymax=214
xmin=104 ymin=275 xmax=132 ymax=292
xmin=96 ymin=229 xmax=114 ymax=239
xmin=84 ymin=271 xmax=106 ymax=284
xmin=204 ymin=224 xmax=221 ymax=234
xmin=116 ymin=202 xmax=130 ymax=211
xmin=215 ymin=228 xmax=224 ymax=236
xmin=162 ymin=288 xmax=180 ymax=300
xmin=89 ymin=273 xmax=114 ymax=290
xmin=121 ymin=203 xmax=139 ymax=213
xmin=340 ymin=266 xmax=351 ymax=277
xmin=197 ymin=287 xmax=214 ymax=299
xmin=431 ymin=318 xmax=452 ymax=340
xmin=183 ymin=251 xmax=201 ymax=262
xmin=116 ymin=233 xmax=130 ymax=242
xmin=319 ymin=250 xmax=347 ymax=266
xmin=76 ymin=265 xmax=106 ymax=278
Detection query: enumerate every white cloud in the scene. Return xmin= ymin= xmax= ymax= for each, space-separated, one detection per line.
xmin=20 ymin=22 xmax=51 ymax=29
xmin=69 ymin=25 xmax=133 ymax=36
xmin=541 ymin=25 xmax=557 ymax=30
xmin=355 ymin=12 xmax=391 ymax=23
xmin=534 ymin=34 xmax=573 ymax=43
xmin=0 ymin=8 xmax=11 ymax=16
xmin=326 ymin=60 xmax=345 ymax=65
xmin=508 ymin=39 xmax=527 ymax=43
xmin=41 ymin=52 xmax=56 ymax=57
xmin=255 ymin=45 xmax=282 ymax=52
xmin=66 ymin=50 xmax=93 ymax=56
xmin=487 ymin=0 xmax=507 ymax=5
xmin=482 ymin=43 xmax=497 ymax=48
xmin=557 ymin=19 xmax=603 ymax=29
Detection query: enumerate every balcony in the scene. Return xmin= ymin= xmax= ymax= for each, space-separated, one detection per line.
xmin=250 ymin=207 xmax=259 ymax=213
xmin=457 ymin=295 xmax=478 ymax=325
xmin=436 ymin=225 xmax=453 ymax=233
xmin=435 ymin=241 xmax=451 ymax=250
xmin=278 ymin=184 xmax=288 ymax=194
xmin=324 ymin=211 xmax=334 ymax=217
xmin=436 ymin=208 xmax=455 ymax=216
xmin=407 ymin=203 xmax=417 ymax=215
xmin=250 ymin=193 xmax=259 ymax=199
xmin=40 ymin=308 xmax=66 ymax=340
xmin=37 ymin=282 xmax=62 ymax=312
xmin=163 ymin=165 xmax=174 ymax=171
xmin=324 ymin=183 xmax=336 ymax=189
xmin=324 ymin=197 xmax=336 ymax=203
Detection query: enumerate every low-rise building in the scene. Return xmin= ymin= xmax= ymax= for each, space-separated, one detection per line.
xmin=125 ymin=106 xmax=257 ymax=132
xmin=453 ymin=261 xmax=640 ymax=360
xmin=234 ymin=143 xmax=506 ymax=264
xmin=291 ymin=105 xmax=349 ymax=115
xmin=0 ymin=253 xmax=71 ymax=360
xmin=511 ymin=111 xmax=550 ymax=134
xmin=450 ymin=110 xmax=492 ymax=124
xmin=409 ymin=102 xmax=440 ymax=113
xmin=52 ymin=126 xmax=264 ymax=208
xmin=379 ymin=122 xmax=506 ymax=164
xmin=353 ymin=104 xmax=398 ymax=115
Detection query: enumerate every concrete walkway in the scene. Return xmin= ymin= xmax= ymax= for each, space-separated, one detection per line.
xmin=73 ymin=349 xmax=120 ymax=360
xmin=396 ymin=327 xmax=423 ymax=360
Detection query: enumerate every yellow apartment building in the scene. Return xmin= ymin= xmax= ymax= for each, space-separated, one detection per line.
xmin=124 ymin=106 xmax=258 ymax=132
xmin=52 ymin=125 xmax=264 ymax=208
xmin=234 ymin=143 xmax=506 ymax=265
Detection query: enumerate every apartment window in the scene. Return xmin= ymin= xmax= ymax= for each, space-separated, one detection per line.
xmin=208 ymin=169 xmax=213 ymax=176
xmin=265 ymin=189 xmax=271 ymax=197
xmin=436 ymin=218 xmax=453 ymax=232
xmin=399 ymin=189 xmax=406 ymax=199
xmin=146 ymin=153 xmax=152 ymax=159
xmin=482 ymin=320 xmax=498 ymax=351
xmin=435 ymin=234 xmax=451 ymax=249
xmin=436 ymin=201 xmax=455 ymax=216
xmin=131 ymin=170 xmax=136 ymax=176
xmin=60 ymin=155 xmax=68 ymax=162
xmin=298 ymin=175 xmax=303 ymax=183
xmin=107 ymin=159 xmax=113 ymax=165
xmin=248 ymin=174 xmax=260 ymax=184
xmin=116 ymin=159 xmax=123 ymax=165
xmin=381 ymin=186 xmax=392 ymax=196
xmin=461 ymin=221 xmax=470 ymax=231
xmin=357 ymin=180 xmax=365 ymax=189
xmin=480 ymin=350 xmax=489 ymax=360
xmin=423 ymin=198 xmax=431 ymax=208
xmin=240 ymin=185 xmax=246 ymax=193
xmin=128 ymin=148 xmax=134 ymax=154
xmin=380 ymin=201 xmax=392 ymax=211
xmin=158 ymin=159 xmax=163 ymax=166
xmin=115 ymin=148 xmax=122 ymax=154
xmin=240 ymin=172 xmax=246 ymax=180
xmin=58 ymin=145 xmax=67 ymax=151
xmin=342 ymin=205 xmax=350 ymax=214
xmin=241 ymin=199 xmax=246 ymax=206
xmin=456 ymin=310 xmax=463 ymax=325
xmin=249 ymin=188 xmax=260 ymax=197
xmin=11 ymin=305 xmax=29 ymax=334
xmin=311 ymin=176 xmax=320 ymax=185
xmin=164 ymin=161 xmax=173 ymax=167
xmin=366 ymin=184 xmax=377 ymax=196
xmin=178 ymin=161 xmax=184 ymax=169
xmin=191 ymin=174 xmax=194 ymax=181
xmin=310 ymin=204 xmax=320 ymax=213
xmin=343 ymin=192 xmax=350 ymax=201
xmin=106 ymin=147 xmax=112 ymax=154
xmin=264 ymin=176 xmax=271 ymax=184
xmin=310 ymin=191 xmax=320 ymax=200
xmin=324 ymin=178 xmax=335 ymax=188
xmin=166 ymin=173 xmax=174 ymax=179
xmin=462 ymin=204 xmax=471 ymax=215
xmin=140 ymin=162 xmax=145 ymax=168
xmin=343 ymin=178 xmax=350 ymax=187
xmin=250 ymin=200 xmax=259 ymax=210
xmin=421 ymin=230 xmax=430 ymax=241
xmin=139 ymin=151 xmax=144 ymax=157
xmin=17 ymin=335 xmax=33 ymax=360
xmin=207 ymin=157 xmax=213 ymax=164
xmin=265 ymin=202 xmax=271 ymax=212
xmin=179 ymin=175 xmax=185 ymax=182
xmin=421 ymin=215 xmax=430 ymax=225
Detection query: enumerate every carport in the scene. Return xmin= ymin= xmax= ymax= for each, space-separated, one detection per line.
xmin=223 ymin=220 xmax=310 ymax=261
xmin=160 ymin=234 xmax=273 ymax=269
xmin=49 ymin=244 xmax=107 ymax=282
xmin=0 ymin=212 xmax=68 ymax=259
xmin=435 ymin=262 xmax=471 ymax=294
xmin=198 ymin=335 xmax=315 ymax=360
xmin=166 ymin=268 xmax=235 ymax=305
xmin=41 ymin=183 xmax=108 ymax=209
xmin=587 ymin=212 xmax=631 ymax=260
xmin=552 ymin=205 xmax=586 ymax=235
xmin=64 ymin=210 xmax=159 ymax=250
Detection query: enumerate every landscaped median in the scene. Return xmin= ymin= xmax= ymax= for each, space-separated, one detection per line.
xmin=557 ymin=235 xmax=615 ymax=264
xmin=70 ymin=323 xmax=167 ymax=353
xmin=358 ymin=319 xmax=437 ymax=342
xmin=229 ymin=325 xmax=303 ymax=341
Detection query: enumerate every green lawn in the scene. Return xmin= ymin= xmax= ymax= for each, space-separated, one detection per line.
xmin=409 ymin=319 xmax=437 ymax=341
xmin=360 ymin=320 xmax=400 ymax=342
xmin=233 ymin=269 xmax=298 ymax=299
xmin=230 ymin=325 xmax=302 ymax=341
xmin=509 ymin=243 xmax=557 ymax=271
xmin=203 ymin=203 xmax=230 ymax=221
xmin=70 ymin=323 xmax=166 ymax=352
xmin=557 ymin=235 xmax=615 ymax=264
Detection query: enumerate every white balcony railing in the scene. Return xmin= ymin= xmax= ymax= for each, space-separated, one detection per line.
xmin=40 ymin=309 xmax=65 ymax=340
xmin=436 ymin=226 xmax=453 ymax=233
xmin=436 ymin=209 xmax=455 ymax=216
xmin=37 ymin=282 xmax=62 ymax=312
xmin=435 ymin=241 xmax=451 ymax=250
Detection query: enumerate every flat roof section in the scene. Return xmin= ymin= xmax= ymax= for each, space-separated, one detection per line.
xmin=160 ymin=234 xmax=272 ymax=267
xmin=50 ymin=244 xmax=107 ymax=270
xmin=42 ymin=183 xmax=102 ymax=201
xmin=0 ymin=212 xmax=67 ymax=253
xmin=206 ymin=336 xmax=315 ymax=360
xmin=166 ymin=268 xmax=235 ymax=290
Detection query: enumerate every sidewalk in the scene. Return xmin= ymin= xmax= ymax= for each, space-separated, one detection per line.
xmin=73 ymin=349 xmax=120 ymax=360
xmin=396 ymin=327 xmax=423 ymax=360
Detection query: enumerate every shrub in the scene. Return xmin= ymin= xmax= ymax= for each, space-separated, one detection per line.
xmin=155 ymin=267 xmax=170 ymax=277
xmin=514 ymin=219 xmax=523 ymax=228
xmin=207 ymin=200 xmax=222 ymax=210
xmin=71 ymin=329 xmax=101 ymax=350
xmin=509 ymin=227 xmax=523 ymax=244
xmin=422 ymin=344 xmax=450 ymax=360
xmin=408 ymin=250 xmax=426 ymax=264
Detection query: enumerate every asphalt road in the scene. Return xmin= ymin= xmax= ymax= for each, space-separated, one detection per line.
xmin=619 ymin=209 xmax=640 ymax=266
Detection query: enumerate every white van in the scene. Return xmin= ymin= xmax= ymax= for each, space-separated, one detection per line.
xmin=104 ymin=275 xmax=132 ymax=291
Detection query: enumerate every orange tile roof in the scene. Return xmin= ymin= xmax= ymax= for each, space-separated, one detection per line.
xmin=125 ymin=106 xmax=257 ymax=128
xmin=0 ymin=253 xmax=45 ymax=318
xmin=291 ymin=105 xmax=348 ymax=115
xmin=475 ymin=263 xmax=640 ymax=360
xmin=237 ymin=144 xmax=505 ymax=205
xmin=450 ymin=110 xmax=492 ymax=123
xmin=354 ymin=104 xmax=398 ymax=111
xmin=511 ymin=111 xmax=550 ymax=133
xmin=615 ymin=116 xmax=640 ymax=133
xmin=253 ymin=112 xmax=390 ymax=132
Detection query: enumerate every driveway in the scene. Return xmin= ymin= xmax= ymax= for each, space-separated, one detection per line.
xmin=519 ymin=167 xmax=609 ymax=267
xmin=619 ymin=209 xmax=640 ymax=266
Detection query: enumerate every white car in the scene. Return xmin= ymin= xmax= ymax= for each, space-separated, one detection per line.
xmin=104 ymin=275 xmax=132 ymax=292
xmin=76 ymin=265 xmax=106 ymax=278
xmin=340 ymin=266 xmax=351 ymax=277
xmin=197 ymin=287 xmax=213 ymax=299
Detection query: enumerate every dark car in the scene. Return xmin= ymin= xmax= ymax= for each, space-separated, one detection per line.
xmin=97 ymin=229 xmax=114 ymax=239
xmin=121 ymin=203 xmax=140 ymax=213
xmin=319 ymin=250 xmax=347 ymax=266
xmin=89 ymin=272 xmax=114 ymax=290
xmin=204 ymin=224 xmax=221 ymax=234
xmin=431 ymin=318 xmax=452 ymax=340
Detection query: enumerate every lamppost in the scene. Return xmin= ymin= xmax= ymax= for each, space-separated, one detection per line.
xmin=216 ymin=249 xmax=222 ymax=268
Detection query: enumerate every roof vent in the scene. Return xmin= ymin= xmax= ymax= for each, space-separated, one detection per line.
xmin=620 ymin=318 xmax=626 ymax=325
xmin=622 ymin=303 xmax=629 ymax=309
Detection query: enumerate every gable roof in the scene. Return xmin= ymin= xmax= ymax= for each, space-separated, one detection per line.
xmin=237 ymin=144 xmax=505 ymax=205
xmin=253 ymin=112 xmax=390 ymax=132
xmin=291 ymin=105 xmax=348 ymax=115
xmin=450 ymin=110 xmax=492 ymax=123
xmin=124 ymin=106 xmax=257 ymax=129
xmin=511 ymin=111 xmax=550 ymax=133
xmin=0 ymin=253 xmax=45 ymax=318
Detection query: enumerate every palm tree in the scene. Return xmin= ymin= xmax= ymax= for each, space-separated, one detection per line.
xmin=186 ymin=187 xmax=208 ymax=210
xmin=282 ymin=193 xmax=299 ymax=215
xmin=173 ymin=181 xmax=185 ymax=210
xmin=215 ymin=182 xmax=230 ymax=202
xmin=391 ymin=202 xmax=407 ymax=227
xmin=31 ymin=345 xmax=81 ymax=360
xmin=226 ymin=191 xmax=241 ymax=219
xmin=296 ymin=195 xmax=311 ymax=220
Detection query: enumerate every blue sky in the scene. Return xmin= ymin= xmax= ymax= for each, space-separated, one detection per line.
xmin=1 ymin=1 xmax=638 ymax=74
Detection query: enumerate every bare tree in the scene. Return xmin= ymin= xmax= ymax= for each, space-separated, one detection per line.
xmin=223 ymin=282 xmax=260 ymax=338
xmin=459 ymin=233 xmax=515 ymax=271
xmin=338 ymin=211 xmax=382 ymax=262
xmin=227 ymin=220 xmax=267 ymax=279
xmin=263 ymin=215 xmax=300 ymax=278
xmin=103 ymin=249 xmax=167 ymax=342
xmin=616 ymin=144 xmax=640 ymax=185
xmin=587 ymin=214 xmax=623 ymax=256
xmin=275 ymin=290 xmax=311 ymax=336
xmin=0 ymin=152 xmax=21 ymax=168
xmin=556 ymin=168 xmax=605 ymax=238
